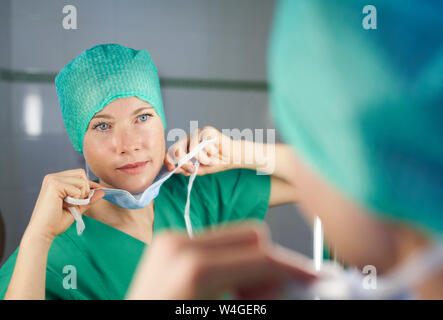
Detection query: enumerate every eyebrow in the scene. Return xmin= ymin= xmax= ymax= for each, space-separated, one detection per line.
xmin=92 ymin=106 xmax=153 ymax=120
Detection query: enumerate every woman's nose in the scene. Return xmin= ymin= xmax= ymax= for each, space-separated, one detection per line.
xmin=114 ymin=127 xmax=142 ymax=154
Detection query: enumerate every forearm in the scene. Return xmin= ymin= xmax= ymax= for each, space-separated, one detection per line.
xmin=232 ymin=140 xmax=295 ymax=183
xmin=4 ymin=228 xmax=53 ymax=300
xmin=287 ymin=150 xmax=405 ymax=273
xmin=230 ymin=140 xmax=298 ymax=207
xmin=268 ymin=176 xmax=298 ymax=207
xmin=239 ymin=139 xmax=398 ymax=269
xmin=313 ymin=206 xmax=398 ymax=273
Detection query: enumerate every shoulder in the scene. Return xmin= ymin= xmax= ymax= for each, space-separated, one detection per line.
xmin=163 ymin=168 xmax=269 ymax=191
xmin=158 ymin=168 xmax=271 ymax=225
xmin=161 ymin=168 xmax=271 ymax=201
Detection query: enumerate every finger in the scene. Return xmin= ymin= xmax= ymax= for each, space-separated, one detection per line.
xmin=200 ymin=245 xmax=311 ymax=297
xmin=233 ymin=277 xmax=285 ymax=300
xmin=202 ymin=130 xmax=231 ymax=165
xmin=173 ymin=168 xmax=186 ymax=175
xmin=174 ymin=144 xmax=186 ymax=164
xmin=89 ymin=189 xmax=105 ymax=203
xmin=268 ymin=245 xmax=318 ymax=282
xmin=77 ymin=189 xmax=105 ymax=215
xmin=65 ymin=188 xmax=104 ymax=213
xmin=168 ymin=138 xmax=188 ymax=165
xmin=196 ymin=150 xmax=212 ymax=166
xmin=176 ymin=170 xmax=191 ymax=177
xmin=58 ymin=176 xmax=89 ymax=199
xmin=191 ymin=130 xmax=213 ymax=166
xmin=186 ymin=129 xmax=202 ymax=172
xmin=58 ymin=168 xmax=88 ymax=177
xmin=89 ymin=180 xmax=104 ymax=189
xmin=164 ymin=149 xmax=176 ymax=171
xmin=181 ymin=161 xmax=195 ymax=174
xmin=191 ymin=223 xmax=269 ymax=250
xmin=60 ymin=182 xmax=84 ymax=203
xmin=174 ymin=146 xmax=195 ymax=173
xmin=202 ymin=134 xmax=222 ymax=165
xmin=60 ymin=169 xmax=92 ymax=196
xmin=167 ymin=145 xmax=179 ymax=166
xmin=200 ymin=127 xmax=218 ymax=142
xmin=204 ymin=143 xmax=218 ymax=158
xmin=60 ymin=168 xmax=89 ymax=182
xmin=189 ymin=129 xmax=201 ymax=154
xmin=188 ymin=245 xmax=280 ymax=296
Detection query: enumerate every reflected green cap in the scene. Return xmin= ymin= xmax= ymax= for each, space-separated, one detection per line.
xmin=269 ymin=0 xmax=443 ymax=235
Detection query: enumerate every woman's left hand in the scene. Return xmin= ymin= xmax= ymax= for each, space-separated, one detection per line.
xmin=164 ymin=126 xmax=236 ymax=176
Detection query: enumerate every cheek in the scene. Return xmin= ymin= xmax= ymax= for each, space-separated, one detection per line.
xmin=84 ymin=129 xmax=108 ymax=149
xmin=83 ymin=132 xmax=110 ymax=168
xmin=84 ymin=137 xmax=102 ymax=154
xmin=148 ymin=130 xmax=165 ymax=163
xmin=143 ymin=121 xmax=165 ymax=155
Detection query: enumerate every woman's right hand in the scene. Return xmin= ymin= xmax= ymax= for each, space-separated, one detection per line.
xmin=26 ymin=169 xmax=105 ymax=242
xmin=127 ymin=223 xmax=317 ymax=300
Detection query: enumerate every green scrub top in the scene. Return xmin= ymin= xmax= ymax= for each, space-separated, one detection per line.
xmin=0 ymin=168 xmax=271 ymax=299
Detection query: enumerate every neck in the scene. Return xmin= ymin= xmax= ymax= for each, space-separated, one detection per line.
xmin=85 ymin=197 xmax=155 ymax=229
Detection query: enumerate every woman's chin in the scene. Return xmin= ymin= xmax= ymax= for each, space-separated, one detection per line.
xmin=100 ymin=164 xmax=161 ymax=192
xmin=113 ymin=175 xmax=158 ymax=193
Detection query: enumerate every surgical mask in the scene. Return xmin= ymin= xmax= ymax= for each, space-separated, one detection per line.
xmin=64 ymin=137 xmax=217 ymax=236
xmin=285 ymin=239 xmax=443 ymax=299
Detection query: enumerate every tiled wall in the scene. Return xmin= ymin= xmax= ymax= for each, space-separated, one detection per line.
xmin=0 ymin=0 xmax=313 ymax=266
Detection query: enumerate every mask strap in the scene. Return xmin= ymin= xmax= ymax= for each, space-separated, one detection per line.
xmin=151 ymin=137 xmax=217 ymax=188
xmin=64 ymin=137 xmax=218 ymax=236
xmin=85 ymin=161 xmax=90 ymax=180
xmin=180 ymin=137 xmax=218 ymax=238
xmin=69 ymin=207 xmax=86 ymax=235
xmin=64 ymin=193 xmax=93 ymax=235
xmin=184 ymin=159 xmax=200 ymax=238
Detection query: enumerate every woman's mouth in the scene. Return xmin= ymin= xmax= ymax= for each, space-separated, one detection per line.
xmin=117 ymin=161 xmax=149 ymax=175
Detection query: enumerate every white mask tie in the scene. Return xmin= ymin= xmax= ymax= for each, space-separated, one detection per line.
xmin=64 ymin=137 xmax=217 ymax=236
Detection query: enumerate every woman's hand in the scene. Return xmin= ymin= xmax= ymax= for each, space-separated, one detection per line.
xmin=5 ymin=169 xmax=105 ymax=300
xmin=164 ymin=126 xmax=300 ymax=208
xmin=26 ymin=168 xmax=105 ymax=242
xmin=126 ymin=223 xmax=317 ymax=300
xmin=164 ymin=126 xmax=237 ymax=176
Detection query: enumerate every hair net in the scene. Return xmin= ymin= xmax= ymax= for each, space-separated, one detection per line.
xmin=56 ymin=43 xmax=166 ymax=154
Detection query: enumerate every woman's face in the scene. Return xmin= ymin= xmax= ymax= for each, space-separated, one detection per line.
xmin=83 ymin=96 xmax=165 ymax=194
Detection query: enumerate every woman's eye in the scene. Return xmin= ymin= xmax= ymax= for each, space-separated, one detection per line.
xmin=138 ymin=113 xmax=152 ymax=122
xmin=92 ymin=114 xmax=151 ymax=131
xmin=93 ymin=122 xmax=109 ymax=131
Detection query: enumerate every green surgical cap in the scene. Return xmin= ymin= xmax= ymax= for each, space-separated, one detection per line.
xmin=269 ymin=0 xmax=443 ymax=235
xmin=56 ymin=43 xmax=167 ymax=154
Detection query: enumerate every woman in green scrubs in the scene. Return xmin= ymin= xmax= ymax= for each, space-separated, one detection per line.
xmin=0 ymin=44 xmax=302 ymax=299
xmin=112 ymin=0 xmax=443 ymax=300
